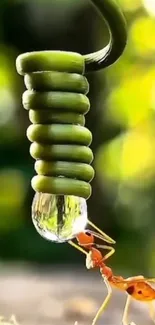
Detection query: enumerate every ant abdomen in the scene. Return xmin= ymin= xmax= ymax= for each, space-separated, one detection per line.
xmin=126 ymin=282 xmax=155 ymax=301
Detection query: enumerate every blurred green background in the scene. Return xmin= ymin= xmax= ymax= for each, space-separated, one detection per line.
xmin=0 ymin=0 xmax=155 ymax=276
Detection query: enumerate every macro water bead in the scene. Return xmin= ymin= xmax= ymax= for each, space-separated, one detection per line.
xmin=32 ymin=192 xmax=88 ymax=243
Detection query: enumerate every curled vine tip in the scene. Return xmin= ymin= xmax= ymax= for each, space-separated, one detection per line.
xmin=85 ymin=0 xmax=127 ymax=72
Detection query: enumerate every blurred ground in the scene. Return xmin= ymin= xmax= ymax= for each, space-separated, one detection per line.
xmin=0 ymin=264 xmax=153 ymax=325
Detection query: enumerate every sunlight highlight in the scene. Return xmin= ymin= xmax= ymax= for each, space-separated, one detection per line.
xmin=143 ymin=0 xmax=155 ymax=16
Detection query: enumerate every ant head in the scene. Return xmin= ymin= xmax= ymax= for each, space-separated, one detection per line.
xmin=77 ymin=231 xmax=94 ymax=246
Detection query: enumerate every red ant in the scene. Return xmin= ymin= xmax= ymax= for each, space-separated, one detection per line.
xmin=68 ymin=221 xmax=155 ymax=325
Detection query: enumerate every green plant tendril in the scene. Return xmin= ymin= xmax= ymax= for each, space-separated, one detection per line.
xmin=16 ymin=0 xmax=127 ymax=200
xmin=85 ymin=0 xmax=127 ymax=71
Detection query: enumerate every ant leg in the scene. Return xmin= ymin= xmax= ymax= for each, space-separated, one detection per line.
xmin=68 ymin=240 xmax=87 ymax=256
xmin=122 ymin=295 xmax=136 ymax=325
xmin=95 ymin=245 xmax=115 ymax=260
xmin=148 ymin=302 xmax=155 ymax=323
xmin=87 ymin=220 xmax=116 ymax=244
xmin=92 ymin=277 xmax=112 ymax=325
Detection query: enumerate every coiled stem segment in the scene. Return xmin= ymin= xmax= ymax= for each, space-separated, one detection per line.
xmin=16 ymin=51 xmax=95 ymax=200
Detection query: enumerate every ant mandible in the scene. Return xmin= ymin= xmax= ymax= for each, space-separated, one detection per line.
xmin=68 ymin=221 xmax=155 ymax=325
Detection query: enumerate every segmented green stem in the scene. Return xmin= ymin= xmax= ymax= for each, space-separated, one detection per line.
xmin=16 ymin=51 xmax=94 ymax=199
xmin=16 ymin=0 xmax=127 ymax=200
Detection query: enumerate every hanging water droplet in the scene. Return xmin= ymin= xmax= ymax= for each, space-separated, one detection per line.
xmin=32 ymin=192 xmax=88 ymax=243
